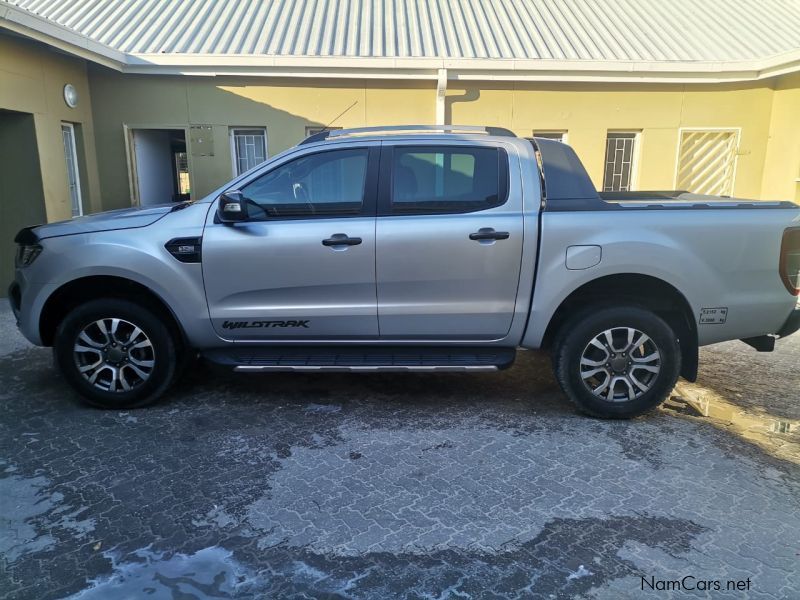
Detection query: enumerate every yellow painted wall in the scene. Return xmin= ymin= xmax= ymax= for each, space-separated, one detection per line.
xmin=0 ymin=33 xmax=102 ymax=219
xmin=448 ymin=81 xmax=775 ymax=198
xmin=761 ymin=73 xmax=800 ymax=202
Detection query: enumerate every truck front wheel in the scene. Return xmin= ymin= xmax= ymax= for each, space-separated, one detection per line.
xmin=553 ymin=306 xmax=681 ymax=419
xmin=53 ymin=298 xmax=178 ymax=409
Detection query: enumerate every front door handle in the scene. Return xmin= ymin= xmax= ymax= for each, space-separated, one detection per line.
xmin=469 ymin=228 xmax=510 ymax=241
xmin=322 ymin=234 xmax=362 ymax=247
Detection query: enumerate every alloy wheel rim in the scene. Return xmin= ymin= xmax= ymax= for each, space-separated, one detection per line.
xmin=579 ymin=327 xmax=661 ymax=402
xmin=73 ymin=318 xmax=155 ymax=392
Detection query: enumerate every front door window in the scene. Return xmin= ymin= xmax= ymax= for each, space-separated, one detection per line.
xmin=242 ymin=148 xmax=369 ymax=218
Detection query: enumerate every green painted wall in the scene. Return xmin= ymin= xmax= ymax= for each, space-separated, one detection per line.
xmin=0 ymin=32 xmax=104 ymax=286
xmin=0 ymin=32 xmax=102 ymax=219
xmin=88 ymin=67 xmax=436 ymax=205
xmin=0 ymin=110 xmax=46 ymax=287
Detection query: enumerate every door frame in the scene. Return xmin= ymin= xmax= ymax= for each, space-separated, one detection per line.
xmin=123 ymin=124 xmax=192 ymax=207
xmin=201 ymin=143 xmax=382 ymax=342
xmin=374 ymin=139 xmax=529 ymax=343
xmin=60 ymin=122 xmax=83 ymax=217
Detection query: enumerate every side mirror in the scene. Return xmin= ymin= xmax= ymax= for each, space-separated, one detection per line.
xmin=217 ymin=191 xmax=249 ymax=224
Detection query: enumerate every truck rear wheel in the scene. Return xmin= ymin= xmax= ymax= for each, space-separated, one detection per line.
xmin=553 ymin=306 xmax=680 ymax=419
xmin=54 ymin=298 xmax=177 ymax=409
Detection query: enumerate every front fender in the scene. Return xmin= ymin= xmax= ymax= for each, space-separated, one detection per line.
xmin=25 ymin=223 xmax=219 ymax=348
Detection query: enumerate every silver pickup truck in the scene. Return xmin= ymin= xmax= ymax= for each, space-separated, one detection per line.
xmin=8 ymin=125 xmax=800 ymax=418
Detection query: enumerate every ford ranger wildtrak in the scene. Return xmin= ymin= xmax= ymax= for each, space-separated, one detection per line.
xmin=8 ymin=125 xmax=800 ymax=418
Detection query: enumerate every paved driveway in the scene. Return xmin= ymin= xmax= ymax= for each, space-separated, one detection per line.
xmin=1 ymin=304 xmax=798 ymax=599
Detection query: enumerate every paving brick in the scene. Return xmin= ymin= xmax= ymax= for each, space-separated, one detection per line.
xmin=1 ymin=305 xmax=799 ymax=599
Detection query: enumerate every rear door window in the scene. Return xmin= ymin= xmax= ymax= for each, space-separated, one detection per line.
xmin=389 ymin=146 xmax=508 ymax=214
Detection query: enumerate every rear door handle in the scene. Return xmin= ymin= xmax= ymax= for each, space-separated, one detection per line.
xmin=469 ymin=228 xmax=510 ymax=241
xmin=322 ymin=234 xmax=362 ymax=247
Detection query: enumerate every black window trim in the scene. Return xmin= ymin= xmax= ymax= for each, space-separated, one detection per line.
xmin=377 ymin=144 xmax=509 ymax=217
xmin=229 ymin=146 xmax=380 ymax=222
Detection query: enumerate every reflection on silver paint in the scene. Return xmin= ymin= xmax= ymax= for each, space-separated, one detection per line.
xmin=69 ymin=546 xmax=258 ymax=599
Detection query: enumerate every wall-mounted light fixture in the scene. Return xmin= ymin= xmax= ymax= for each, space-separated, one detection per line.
xmin=63 ymin=83 xmax=78 ymax=108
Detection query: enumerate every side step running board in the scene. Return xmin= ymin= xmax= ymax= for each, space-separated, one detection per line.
xmin=201 ymin=346 xmax=516 ymax=372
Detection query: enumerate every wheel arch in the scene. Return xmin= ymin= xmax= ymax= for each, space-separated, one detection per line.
xmin=39 ymin=275 xmax=187 ymax=353
xmin=541 ymin=273 xmax=698 ymax=382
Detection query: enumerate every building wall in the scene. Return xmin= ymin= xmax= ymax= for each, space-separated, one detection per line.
xmin=0 ymin=32 xmax=102 ymax=220
xmin=88 ymin=68 xmax=435 ymax=208
xmin=88 ymin=67 xmax=791 ymax=203
xmin=0 ymin=111 xmax=47 ymax=287
xmin=448 ymin=81 xmax=776 ymax=199
xmin=761 ymin=73 xmax=800 ymax=202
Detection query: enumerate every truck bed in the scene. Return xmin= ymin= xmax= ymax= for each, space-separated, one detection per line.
xmin=531 ymin=138 xmax=798 ymax=212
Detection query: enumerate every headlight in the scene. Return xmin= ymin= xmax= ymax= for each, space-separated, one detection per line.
xmin=15 ymin=244 xmax=42 ymax=267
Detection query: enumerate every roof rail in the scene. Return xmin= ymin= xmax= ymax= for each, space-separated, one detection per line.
xmin=299 ymin=124 xmax=516 ymax=145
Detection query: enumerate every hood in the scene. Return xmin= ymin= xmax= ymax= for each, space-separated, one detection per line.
xmin=30 ymin=204 xmax=176 ymax=240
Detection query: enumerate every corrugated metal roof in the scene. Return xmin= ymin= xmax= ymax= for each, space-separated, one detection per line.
xmin=5 ymin=0 xmax=800 ymax=62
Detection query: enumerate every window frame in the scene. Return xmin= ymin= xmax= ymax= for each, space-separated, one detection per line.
xmin=229 ymin=127 xmax=269 ymax=177
xmin=602 ymin=131 xmax=641 ymax=192
xmin=305 ymin=125 xmax=342 ymax=138
xmin=531 ymin=131 xmax=568 ymax=144
xmin=673 ymin=127 xmax=741 ymax=196
xmin=377 ymin=144 xmax=510 ymax=217
xmin=232 ymin=146 xmax=380 ymax=222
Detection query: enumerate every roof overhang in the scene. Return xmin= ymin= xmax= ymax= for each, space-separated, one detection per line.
xmin=0 ymin=3 xmax=126 ymax=70
xmin=2 ymin=2 xmax=799 ymax=84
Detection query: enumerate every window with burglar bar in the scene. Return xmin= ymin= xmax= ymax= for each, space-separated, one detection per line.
xmin=603 ymin=132 xmax=638 ymax=192
xmin=231 ymin=128 xmax=267 ymax=176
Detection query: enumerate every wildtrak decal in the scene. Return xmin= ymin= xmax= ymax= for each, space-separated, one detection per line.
xmin=222 ymin=320 xmax=310 ymax=330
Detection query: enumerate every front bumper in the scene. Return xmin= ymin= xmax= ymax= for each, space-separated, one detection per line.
xmin=6 ymin=272 xmax=53 ymax=346
xmin=777 ymin=307 xmax=800 ymax=338
xmin=7 ymin=281 xmax=21 ymax=322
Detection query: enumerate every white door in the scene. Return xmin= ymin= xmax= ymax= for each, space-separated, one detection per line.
xmin=132 ymin=129 xmax=175 ymax=206
xmin=61 ymin=123 xmax=82 ymax=217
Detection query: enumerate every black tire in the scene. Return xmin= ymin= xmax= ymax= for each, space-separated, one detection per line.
xmin=553 ymin=306 xmax=680 ymax=419
xmin=54 ymin=298 xmax=177 ymax=409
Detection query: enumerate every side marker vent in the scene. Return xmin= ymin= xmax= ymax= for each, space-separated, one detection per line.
xmin=165 ymin=237 xmax=202 ymax=263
